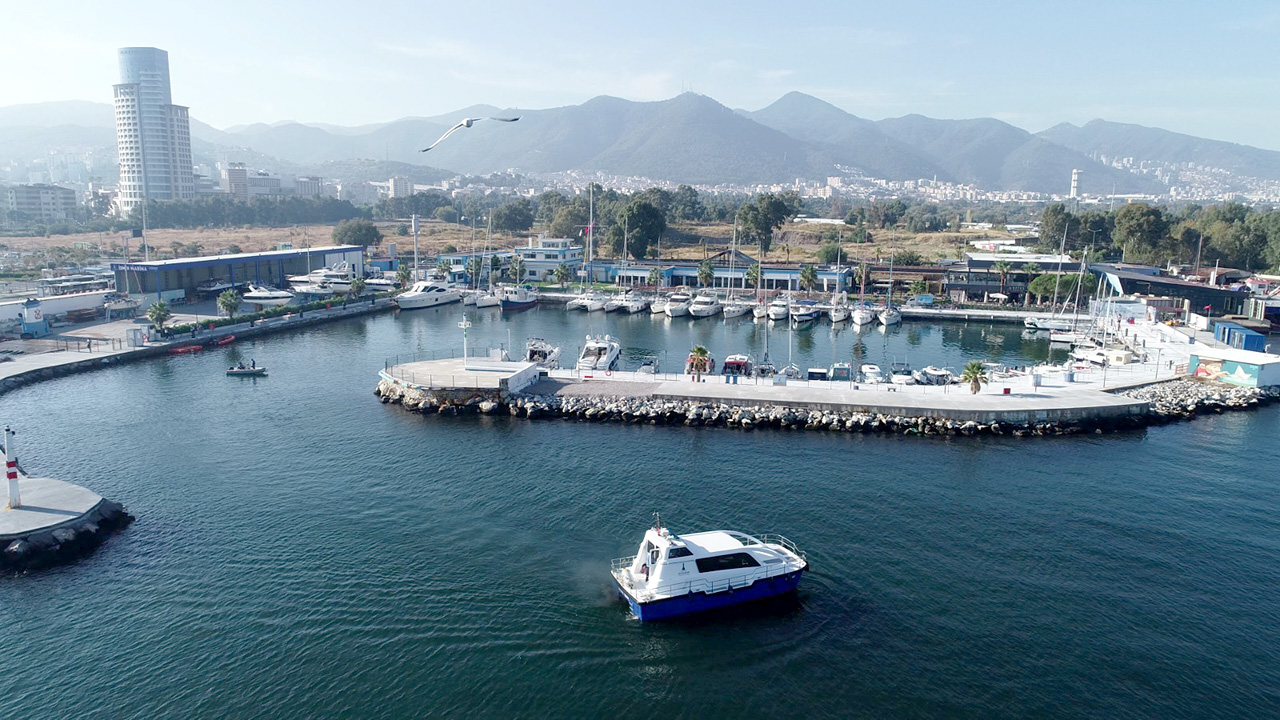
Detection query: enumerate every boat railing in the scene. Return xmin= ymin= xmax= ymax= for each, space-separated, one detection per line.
xmin=626 ymin=560 xmax=801 ymax=602
xmin=611 ymin=555 xmax=637 ymax=573
xmin=759 ymin=534 xmax=807 ymax=563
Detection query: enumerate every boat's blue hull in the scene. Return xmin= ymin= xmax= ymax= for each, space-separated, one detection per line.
xmin=501 ymin=299 xmax=537 ymax=312
xmin=617 ymin=568 xmax=806 ymax=621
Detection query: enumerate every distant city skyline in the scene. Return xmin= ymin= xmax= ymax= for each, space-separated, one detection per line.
xmin=5 ymin=1 xmax=1279 ymax=151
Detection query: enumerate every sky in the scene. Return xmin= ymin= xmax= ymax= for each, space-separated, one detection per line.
xmin=4 ymin=0 xmax=1279 ymax=149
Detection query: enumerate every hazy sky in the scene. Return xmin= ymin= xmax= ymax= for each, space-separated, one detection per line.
xmin=6 ymin=1 xmax=1278 ymax=149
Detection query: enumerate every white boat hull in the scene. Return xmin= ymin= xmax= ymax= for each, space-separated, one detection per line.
xmin=878 ymin=308 xmax=902 ymax=326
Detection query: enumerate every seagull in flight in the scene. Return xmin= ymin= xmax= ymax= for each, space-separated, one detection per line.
xmin=420 ymin=116 xmax=521 ymax=152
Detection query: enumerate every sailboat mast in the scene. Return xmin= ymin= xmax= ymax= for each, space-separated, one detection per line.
xmin=1050 ymin=222 xmax=1068 ymax=315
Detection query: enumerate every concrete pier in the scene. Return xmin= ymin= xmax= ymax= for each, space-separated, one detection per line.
xmin=0 ymin=428 xmax=132 ymax=571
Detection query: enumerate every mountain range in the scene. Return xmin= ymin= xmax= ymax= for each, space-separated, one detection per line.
xmin=4 ymin=93 xmax=1280 ymax=195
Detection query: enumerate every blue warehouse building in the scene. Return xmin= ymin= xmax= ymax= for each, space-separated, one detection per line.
xmin=112 ymin=245 xmax=365 ymax=301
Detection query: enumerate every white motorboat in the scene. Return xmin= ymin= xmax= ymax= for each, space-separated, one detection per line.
xmin=829 ymin=362 xmax=853 ymax=382
xmin=665 ymin=292 xmax=693 ymax=318
xmin=196 ymin=279 xmax=236 ymax=294
xmin=566 ymin=291 xmax=605 ymax=312
xmin=576 ymin=334 xmax=621 ymax=371
xmin=610 ymin=517 xmax=809 ymax=621
xmin=829 ymin=303 xmax=850 ymax=323
xmin=878 ymin=306 xmax=902 ymax=326
xmin=684 ymin=349 xmax=716 ymax=374
xmin=1024 ymin=316 xmax=1073 ymax=331
xmin=395 ymin=280 xmax=461 ymax=310
xmin=622 ymin=294 xmax=650 ymax=313
xmin=524 ymin=337 xmax=561 ymax=369
xmin=104 ymin=293 xmax=142 ymax=312
xmin=689 ymin=294 xmax=723 ymax=318
xmin=364 ymin=276 xmax=397 ymax=293
xmin=649 ymin=297 xmax=669 ymax=314
xmin=603 ymin=294 xmax=628 ymax=312
xmin=291 ymin=282 xmax=335 ymax=297
xmin=242 ymin=284 xmax=294 ymax=306
xmin=583 ymin=293 xmax=606 ymax=312
xmin=860 ymin=364 xmax=886 ymax=384
xmin=912 ymin=366 xmax=955 ymax=385
xmin=767 ymin=296 xmax=790 ymax=321
xmin=852 ymin=305 xmax=877 ymax=326
xmin=637 ymin=359 xmax=660 ymax=374
xmin=889 ymin=362 xmax=917 ymax=385
xmin=289 ymin=262 xmax=351 ymax=288
xmin=791 ymin=302 xmax=820 ymax=327
xmin=721 ymin=354 xmax=753 ymax=376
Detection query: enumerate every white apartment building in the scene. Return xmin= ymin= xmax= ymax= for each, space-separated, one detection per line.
xmin=113 ymin=47 xmax=195 ymax=215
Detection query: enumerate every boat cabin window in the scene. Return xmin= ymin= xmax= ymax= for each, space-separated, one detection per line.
xmin=668 ymin=547 xmax=693 ymax=559
xmin=695 ymin=552 xmax=761 ymax=573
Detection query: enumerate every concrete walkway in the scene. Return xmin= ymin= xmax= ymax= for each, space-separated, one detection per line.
xmin=0 ymin=477 xmax=102 ymax=540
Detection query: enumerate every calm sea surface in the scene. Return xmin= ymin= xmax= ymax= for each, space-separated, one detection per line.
xmin=1 ymin=306 xmax=1278 ymax=718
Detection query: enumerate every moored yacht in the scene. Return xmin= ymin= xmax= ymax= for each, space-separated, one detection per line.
xmin=689 ymin=294 xmax=723 ymax=318
xmin=395 ymin=280 xmax=461 ymax=310
xmin=500 ymin=285 xmax=538 ymax=312
xmin=791 ymin=301 xmax=820 ymax=327
xmin=523 ymin=337 xmax=561 ymax=369
xmin=721 ymin=354 xmax=753 ymax=376
xmin=851 ymin=304 xmax=877 ymax=326
xmin=576 ymin=334 xmax=621 ymax=370
xmin=722 ymin=297 xmax=751 ymax=319
xmin=890 ymin=362 xmax=917 ymax=385
xmin=611 ymin=517 xmax=809 ymax=621
xmin=912 ymin=366 xmax=955 ymax=385
xmin=766 ymin=296 xmax=790 ymax=321
xmin=878 ymin=305 xmax=902 ymax=326
xmin=649 ymin=296 xmax=669 ymax=314
xmin=860 ymin=364 xmax=886 ymax=384
xmin=242 ymin=284 xmax=294 ymax=306
xmin=665 ymin=292 xmax=693 ymax=318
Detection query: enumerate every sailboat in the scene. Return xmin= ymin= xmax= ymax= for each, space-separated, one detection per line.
xmin=878 ymin=258 xmax=901 ymax=325
xmin=1025 ymin=224 xmax=1073 ymax=331
xmin=722 ymin=218 xmax=751 ymax=318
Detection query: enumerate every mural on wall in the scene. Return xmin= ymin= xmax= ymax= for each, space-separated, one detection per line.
xmin=1192 ymin=357 xmax=1259 ymax=387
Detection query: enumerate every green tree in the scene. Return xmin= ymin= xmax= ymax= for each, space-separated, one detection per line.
xmin=490 ymin=199 xmax=535 ymax=234
xmin=509 ymin=255 xmax=526 ymax=282
xmin=433 ymin=206 xmax=459 ymax=223
xmin=992 ymin=260 xmax=1013 ymax=296
xmin=395 ymin=224 xmax=409 ymax=236
xmin=614 ymin=201 xmax=666 ymax=260
xmin=960 ymin=360 xmax=988 ymax=395
xmin=1039 ymin=203 xmax=1076 ymax=251
xmin=146 ymin=301 xmax=172 ymax=333
xmin=465 ymin=256 xmax=485 ymax=286
xmin=1113 ymin=203 xmax=1168 ymax=262
xmin=815 ymin=243 xmax=848 ymax=265
xmin=648 ymin=267 xmax=662 ymax=288
xmin=1027 ymin=272 xmax=1097 ymax=302
xmin=436 ymin=258 xmax=452 ymax=280
xmin=697 ymin=260 xmax=714 ymax=288
xmin=687 ymin=345 xmax=712 ymax=374
xmin=349 ymin=277 xmax=366 ymax=296
xmin=553 ymin=263 xmax=573 ymax=286
xmin=737 ymin=193 xmax=799 ymax=256
xmin=908 ymin=279 xmax=927 ymax=296
xmin=891 ymin=250 xmax=924 ymax=266
xmin=217 ymin=289 xmax=240 ymax=320
xmin=670 ymin=185 xmax=705 ymax=222
xmin=799 ymin=264 xmax=818 ymax=292
xmin=332 ymin=218 xmax=383 ymax=248
xmin=396 ymin=264 xmax=412 ymax=288
xmin=745 ymin=263 xmax=760 ymax=289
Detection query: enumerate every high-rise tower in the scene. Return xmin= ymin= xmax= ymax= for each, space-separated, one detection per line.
xmin=113 ymin=47 xmax=194 ymax=215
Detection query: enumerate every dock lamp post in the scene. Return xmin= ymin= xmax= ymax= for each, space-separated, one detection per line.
xmin=459 ymin=315 xmax=472 ymax=364
xmin=4 ymin=426 xmax=20 ymax=510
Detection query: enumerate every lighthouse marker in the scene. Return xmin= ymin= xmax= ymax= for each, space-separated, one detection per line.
xmin=4 ymin=426 xmax=20 ymax=510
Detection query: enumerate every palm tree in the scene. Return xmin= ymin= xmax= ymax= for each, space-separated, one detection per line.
xmin=466 ymin=256 xmax=485 ymax=287
xmin=396 ymin=264 xmax=412 ymax=288
xmin=799 ymin=264 xmax=818 ymax=294
xmin=350 ymin=277 xmax=366 ymax=297
xmin=992 ymin=260 xmax=1013 ymax=299
xmin=745 ymin=263 xmax=760 ymax=289
xmin=216 ymin=289 xmax=240 ymax=321
xmin=509 ymin=255 xmax=526 ymax=283
xmin=908 ymin=279 xmax=927 ymax=297
xmin=146 ymin=301 xmax=171 ymax=335
xmin=554 ymin=263 xmax=572 ymax=286
xmin=960 ymin=360 xmax=988 ymax=395
xmin=647 ymin=267 xmax=662 ymax=289
xmin=436 ymin=258 xmax=452 ymax=281
xmin=687 ymin=345 xmax=712 ymax=374
xmin=855 ymin=262 xmax=870 ymax=292
xmin=697 ymin=260 xmax=714 ymax=288
xmin=1021 ymin=262 xmax=1041 ymax=306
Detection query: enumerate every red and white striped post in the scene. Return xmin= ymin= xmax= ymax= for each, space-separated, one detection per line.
xmin=3 ymin=426 xmax=19 ymax=510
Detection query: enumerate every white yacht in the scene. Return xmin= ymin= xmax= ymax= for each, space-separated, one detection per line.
xmin=288 ymin=262 xmax=350 ymax=288
xmin=611 ymin=517 xmax=809 ymax=621
xmin=649 ymin=296 xmax=669 ymax=315
xmin=523 ymin=338 xmax=561 ymax=369
xmin=363 ymin=276 xmax=397 ymax=293
xmin=665 ymin=292 xmax=693 ymax=318
xmin=912 ymin=366 xmax=955 ymax=385
xmin=689 ymin=294 xmax=723 ymax=318
xmin=242 ymin=285 xmax=294 ymax=306
xmin=828 ymin=293 xmax=850 ymax=323
xmin=852 ymin=304 xmax=877 ymax=326
xmin=860 ymin=364 xmax=886 ymax=384
xmin=196 ymin=278 xmax=236 ymax=294
xmin=621 ymin=294 xmax=650 ymax=313
xmin=767 ymin=296 xmax=790 ymax=321
xmin=291 ymin=282 xmax=335 ymax=297
xmin=566 ymin=291 xmax=606 ymax=312
xmin=394 ymin=280 xmax=461 ymax=310
xmin=576 ymin=334 xmax=621 ymax=371
xmin=878 ymin=305 xmax=902 ymax=326
xmin=1024 ymin=316 xmax=1074 ymax=332
xmin=460 ymin=289 xmax=478 ymax=306
xmin=890 ymin=362 xmax=917 ymax=385
xmin=722 ymin=298 xmax=751 ymax=319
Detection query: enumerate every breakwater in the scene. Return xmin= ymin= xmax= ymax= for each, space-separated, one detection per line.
xmin=1 ymin=497 xmax=133 ymax=572
xmin=376 ymin=374 xmax=1280 ymax=437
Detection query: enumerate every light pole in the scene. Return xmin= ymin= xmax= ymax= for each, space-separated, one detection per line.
xmin=4 ymin=425 xmax=20 ymax=510
xmin=459 ymin=314 xmax=471 ymax=364
xmin=411 ymin=213 xmax=419 ymax=282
